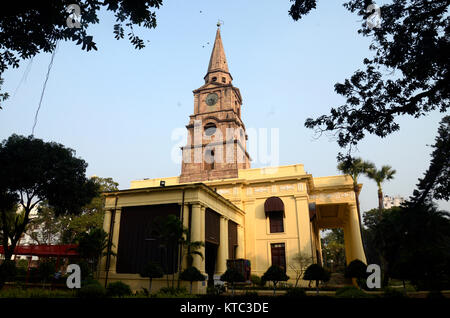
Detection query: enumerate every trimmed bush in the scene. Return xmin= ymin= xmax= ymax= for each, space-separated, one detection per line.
xmin=262 ymin=265 xmax=290 ymax=296
xmin=77 ymin=280 xmax=107 ymax=298
xmin=107 ymin=281 xmax=132 ymax=297
xmin=335 ymin=286 xmax=370 ymax=298
xmin=179 ymin=266 xmax=206 ymax=294
xmin=250 ymin=274 xmax=262 ymax=287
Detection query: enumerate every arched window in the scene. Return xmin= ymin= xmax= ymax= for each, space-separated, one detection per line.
xmin=204 ymin=123 xmax=217 ymax=136
xmin=264 ymin=197 xmax=285 ymax=233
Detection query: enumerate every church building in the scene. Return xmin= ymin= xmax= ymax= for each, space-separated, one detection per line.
xmin=99 ymin=27 xmax=366 ymax=293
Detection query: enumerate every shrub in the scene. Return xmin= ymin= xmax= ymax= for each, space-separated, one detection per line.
xmin=427 ymin=290 xmax=445 ymax=299
xmin=221 ymin=267 xmax=245 ymax=295
xmin=285 ymin=287 xmax=307 ymax=298
xmin=140 ymin=262 xmax=164 ymax=294
xmin=303 ymin=264 xmax=330 ymax=294
xmin=156 ymin=287 xmax=191 ymax=298
xmin=335 ymin=286 xmax=370 ymax=298
xmin=207 ymin=285 xmax=225 ymax=296
xmin=77 ymin=280 xmax=107 ymax=298
xmin=37 ymin=261 xmax=56 ymax=283
xmin=250 ymin=274 xmax=262 ymax=287
xmin=0 ymin=260 xmax=17 ymax=283
xmin=345 ymin=259 xmax=367 ymax=288
xmin=179 ymin=266 xmax=206 ymax=294
xmin=383 ymin=288 xmax=407 ymax=298
xmin=262 ymin=265 xmax=290 ymax=296
xmin=107 ymin=281 xmax=132 ymax=297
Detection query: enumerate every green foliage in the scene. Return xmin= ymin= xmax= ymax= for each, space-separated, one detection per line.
xmin=284 ymin=287 xmax=307 ymax=298
xmin=262 ymin=265 xmax=290 ymax=285
xmin=295 ymin=1 xmax=449 ymax=152
xmin=410 ymin=116 xmax=450 ymax=204
xmin=344 ymin=259 xmax=367 ymax=280
xmin=156 ymin=287 xmax=191 ymax=298
xmin=0 ymin=288 xmax=75 ymax=298
xmin=77 ymin=280 xmax=107 ymax=298
xmin=0 ymin=260 xmax=17 ymax=283
xmin=250 ymin=274 xmax=262 ymax=287
xmin=140 ymin=262 xmax=164 ymax=279
xmin=335 ymin=286 xmax=370 ymax=298
xmin=303 ymin=264 xmax=329 ymax=283
xmin=221 ymin=267 xmax=245 ymax=284
xmin=37 ymin=260 xmax=56 ymax=283
xmin=0 ymin=134 xmax=98 ymax=262
xmin=262 ymin=265 xmax=290 ymax=295
xmin=75 ymin=228 xmax=112 ymax=277
xmin=179 ymin=266 xmax=205 ymax=283
xmin=0 ymin=1 xmax=164 ymax=109
xmin=107 ymin=281 xmax=132 ymax=297
xmin=321 ymin=229 xmax=346 ymax=271
xmin=383 ymin=288 xmax=407 ymax=299
xmin=427 ymin=290 xmax=445 ymax=299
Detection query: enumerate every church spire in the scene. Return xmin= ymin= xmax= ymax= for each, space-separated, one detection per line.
xmin=204 ymin=26 xmax=232 ymax=84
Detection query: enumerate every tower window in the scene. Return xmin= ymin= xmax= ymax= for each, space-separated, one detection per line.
xmin=204 ymin=123 xmax=217 ymax=136
xmin=212 ymin=77 xmax=217 ymax=82
xmin=222 ymin=77 xmax=226 ymax=83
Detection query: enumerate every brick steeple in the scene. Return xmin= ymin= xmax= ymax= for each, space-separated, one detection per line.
xmin=180 ymin=26 xmax=251 ymax=183
xmin=204 ymin=27 xmax=232 ymax=85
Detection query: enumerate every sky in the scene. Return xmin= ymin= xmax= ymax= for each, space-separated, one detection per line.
xmin=1 ymin=0 xmax=448 ymax=214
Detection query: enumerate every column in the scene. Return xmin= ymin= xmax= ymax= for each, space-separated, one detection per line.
xmin=191 ymin=204 xmax=205 ymax=273
xmin=110 ymin=208 xmax=121 ymax=273
xmin=181 ymin=204 xmax=190 ymax=270
xmin=216 ymin=216 xmax=229 ymax=274
xmin=294 ymin=196 xmax=313 ymax=260
xmin=347 ymin=203 xmax=367 ymax=263
xmin=236 ymin=225 xmax=245 ymax=259
xmin=99 ymin=210 xmax=112 ymax=271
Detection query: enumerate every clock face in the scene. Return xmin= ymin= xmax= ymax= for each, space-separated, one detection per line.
xmin=206 ymin=93 xmax=219 ymax=106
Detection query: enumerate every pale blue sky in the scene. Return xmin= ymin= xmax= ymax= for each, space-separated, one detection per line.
xmin=1 ymin=0 xmax=448 ymax=213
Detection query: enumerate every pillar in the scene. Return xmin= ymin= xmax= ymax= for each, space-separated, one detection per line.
xmin=347 ymin=203 xmax=367 ymax=264
xmin=110 ymin=208 xmax=121 ymax=273
xmin=294 ymin=196 xmax=313 ymax=260
xmin=181 ymin=204 xmax=190 ymax=270
xmin=100 ymin=209 xmax=112 ymax=270
xmin=216 ymin=216 xmax=229 ymax=274
xmin=191 ymin=204 xmax=205 ymax=273
xmin=236 ymin=225 xmax=244 ymax=259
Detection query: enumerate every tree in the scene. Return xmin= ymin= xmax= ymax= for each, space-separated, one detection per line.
xmin=179 ymin=266 xmax=206 ymax=294
xmin=61 ymin=176 xmax=119 ymax=244
xmin=288 ymin=0 xmax=449 ymax=153
xmin=409 ymin=116 xmax=450 ymax=205
xmin=0 ymin=134 xmax=98 ymax=266
xmin=74 ymin=228 xmax=114 ymax=278
xmin=344 ymin=259 xmax=367 ymax=288
xmin=289 ymin=252 xmax=312 ymax=287
xmin=26 ymin=203 xmax=66 ymax=245
xmin=303 ymin=263 xmax=330 ymax=294
xmin=220 ymin=267 xmax=245 ymax=296
xmin=140 ymin=262 xmax=164 ymax=294
xmin=365 ymin=165 xmax=396 ymax=216
xmin=0 ymin=1 xmax=163 ymax=109
xmin=261 ymin=265 xmax=290 ymax=296
xmin=321 ymin=229 xmax=346 ymax=271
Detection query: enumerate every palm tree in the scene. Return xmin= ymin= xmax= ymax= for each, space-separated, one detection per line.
xmin=365 ymin=165 xmax=396 ymax=217
xmin=337 ymin=157 xmax=374 ymax=260
xmin=365 ymin=164 xmax=396 ymax=287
